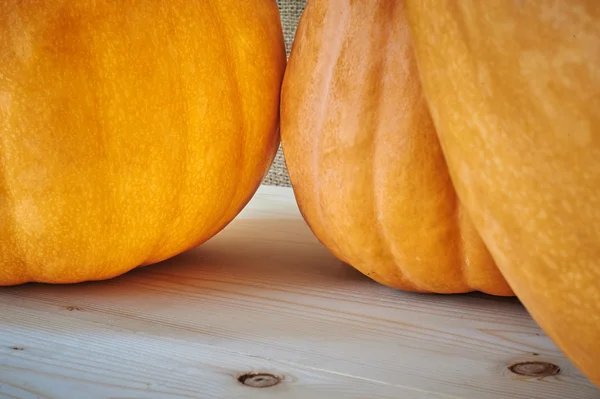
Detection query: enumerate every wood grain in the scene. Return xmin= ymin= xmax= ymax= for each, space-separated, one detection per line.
xmin=0 ymin=185 xmax=597 ymax=399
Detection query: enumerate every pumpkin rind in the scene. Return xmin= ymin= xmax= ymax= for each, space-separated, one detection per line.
xmin=0 ymin=0 xmax=286 ymax=285
xmin=280 ymin=0 xmax=513 ymax=296
xmin=405 ymin=0 xmax=600 ymax=386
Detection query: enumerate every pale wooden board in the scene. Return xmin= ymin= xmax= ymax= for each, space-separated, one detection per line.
xmin=0 ymin=185 xmax=598 ymax=399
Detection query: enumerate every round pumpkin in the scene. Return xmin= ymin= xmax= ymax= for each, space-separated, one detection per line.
xmin=405 ymin=0 xmax=600 ymax=386
xmin=280 ymin=0 xmax=513 ymax=296
xmin=0 ymin=0 xmax=286 ymax=285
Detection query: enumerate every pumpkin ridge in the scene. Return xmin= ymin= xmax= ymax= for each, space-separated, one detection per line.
xmin=200 ymin=0 xmax=285 ymax=238
xmin=86 ymin=10 xmax=134 ymax=280
xmin=142 ymin=1 xmax=258 ymax=265
xmin=309 ymin=1 xmax=350 ymax=261
xmin=368 ymin=0 xmax=425 ymax=292
xmin=195 ymin=0 xmax=246 ymax=233
xmin=280 ymin=1 xmax=346 ymax=262
xmin=367 ymin=1 xmax=467 ymax=294
xmin=156 ymin=3 xmax=192 ymax=261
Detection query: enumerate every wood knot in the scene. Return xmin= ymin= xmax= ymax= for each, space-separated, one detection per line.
xmin=508 ymin=361 xmax=560 ymax=377
xmin=237 ymin=373 xmax=281 ymax=388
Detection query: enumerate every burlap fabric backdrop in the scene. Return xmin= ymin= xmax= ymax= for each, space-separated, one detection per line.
xmin=262 ymin=0 xmax=308 ymax=187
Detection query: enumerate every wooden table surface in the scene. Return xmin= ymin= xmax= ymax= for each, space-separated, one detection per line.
xmin=0 ymin=185 xmax=598 ymax=399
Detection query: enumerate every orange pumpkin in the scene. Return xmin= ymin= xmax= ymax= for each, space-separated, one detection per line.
xmin=0 ymin=0 xmax=286 ymax=285
xmin=405 ymin=0 xmax=600 ymax=386
xmin=280 ymin=0 xmax=513 ymax=296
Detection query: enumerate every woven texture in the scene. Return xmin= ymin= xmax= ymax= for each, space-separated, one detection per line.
xmin=262 ymin=0 xmax=307 ymax=187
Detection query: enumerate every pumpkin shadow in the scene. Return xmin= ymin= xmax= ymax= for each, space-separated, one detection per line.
xmin=136 ymin=217 xmax=371 ymax=286
xmin=141 ymin=216 xmax=521 ymax=305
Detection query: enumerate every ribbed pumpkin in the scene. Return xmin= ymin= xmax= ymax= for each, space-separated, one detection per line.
xmin=0 ymin=0 xmax=286 ymax=285
xmin=405 ymin=0 xmax=600 ymax=386
xmin=280 ymin=0 xmax=513 ymax=296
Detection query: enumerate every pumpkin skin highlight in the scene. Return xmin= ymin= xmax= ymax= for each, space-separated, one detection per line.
xmin=280 ymin=0 xmax=513 ymax=296
xmin=0 ymin=0 xmax=286 ymax=285
xmin=405 ymin=0 xmax=600 ymax=386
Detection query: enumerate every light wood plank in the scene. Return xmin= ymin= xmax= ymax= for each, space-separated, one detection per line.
xmin=0 ymin=305 xmax=449 ymax=399
xmin=0 ymin=185 xmax=597 ymax=399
